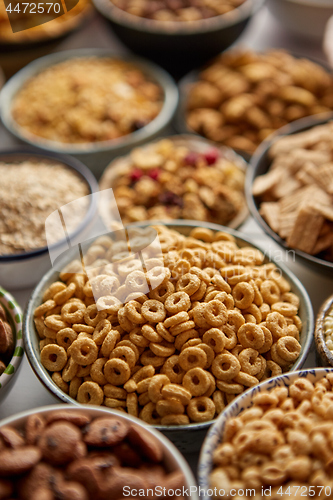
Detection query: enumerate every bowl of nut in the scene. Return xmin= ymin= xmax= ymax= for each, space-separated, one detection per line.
xmin=23 ymin=221 xmax=313 ymax=452
xmin=0 ymin=286 xmax=23 ymax=402
xmin=0 ymin=148 xmax=98 ymax=289
xmin=0 ymin=404 xmax=198 ymax=499
xmin=315 ymin=295 xmax=333 ymax=367
xmin=92 ymin=0 xmax=265 ymax=77
xmin=0 ymin=49 xmax=179 ymax=178
xmin=199 ymin=367 xmax=333 ymax=500
xmin=178 ymin=49 xmax=333 ymax=157
xmin=247 ymin=112 xmax=333 ymax=273
xmin=99 ymin=135 xmax=248 ymax=228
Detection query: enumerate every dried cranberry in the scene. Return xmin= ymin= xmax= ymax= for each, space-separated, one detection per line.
xmin=184 ymin=152 xmax=200 ymax=166
xmin=159 ymin=192 xmax=183 ymax=207
xmin=148 ymin=168 xmax=160 ymax=180
xmin=130 ymin=169 xmax=143 ymax=182
xmin=204 ymin=148 xmax=219 ymax=165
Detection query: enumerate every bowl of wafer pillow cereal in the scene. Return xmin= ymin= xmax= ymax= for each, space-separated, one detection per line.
xmin=23 ymin=221 xmax=313 ymax=452
xmin=248 ymin=113 xmax=333 ymax=273
xmin=199 ymin=368 xmax=333 ymax=500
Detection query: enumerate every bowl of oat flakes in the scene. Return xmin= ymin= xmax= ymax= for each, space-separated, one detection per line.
xmin=0 ymin=148 xmax=98 ymax=289
xmin=99 ymin=135 xmax=248 ymax=228
xmin=0 ymin=49 xmax=178 ymax=178
xmin=23 ymin=221 xmax=313 ymax=453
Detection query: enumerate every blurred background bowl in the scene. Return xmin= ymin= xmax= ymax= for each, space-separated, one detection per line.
xmin=267 ymin=0 xmax=333 ymax=42
xmin=0 ymin=49 xmax=179 ymax=178
xmin=92 ymin=0 xmax=266 ymax=78
xmin=24 ymin=220 xmax=314 ymax=453
xmin=246 ymin=112 xmax=333 ymax=275
xmin=198 ymin=367 xmax=333 ymax=500
xmin=0 ymin=148 xmax=98 ymax=290
xmin=315 ymin=294 xmax=333 ymax=367
xmin=0 ymin=286 xmax=23 ymax=403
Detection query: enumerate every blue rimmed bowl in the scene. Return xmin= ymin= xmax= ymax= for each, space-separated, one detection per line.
xmin=0 ymin=286 xmax=24 ymax=402
xmin=198 ymin=367 xmax=332 ymax=500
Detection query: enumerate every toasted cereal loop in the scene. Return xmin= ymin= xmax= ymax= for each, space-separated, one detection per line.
xmin=35 ymin=225 xmax=302 ymax=425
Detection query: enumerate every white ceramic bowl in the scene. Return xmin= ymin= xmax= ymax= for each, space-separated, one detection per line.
xmin=0 ymin=404 xmax=199 ymax=499
xmin=0 ymin=148 xmax=98 ymax=290
xmin=199 ymin=367 xmax=333 ymax=500
xmin=0 ymin=48 xmax=179 ymax=179
xmin=267 ymin=0 xmax=333 ymax=41
xmin=0 ymin=286 xmax=24 ymax=403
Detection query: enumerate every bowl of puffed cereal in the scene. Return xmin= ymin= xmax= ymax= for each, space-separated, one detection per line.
xmin=99 ymin=135 xmax=248 ymax=228
xmin=0 ymin=404 xmax=198 ymax=499
xmin=0 ymin=49 xmax=178 ymax=178
xmin=199 ymin=367 xmax=333 ymax=500
xmin=315 ymin=295 xmax=333 ymax=367
xmin=23 ymin=221 xmax=313 ymax=452
xmin=0 ymin=286 xmax=23 ymax=403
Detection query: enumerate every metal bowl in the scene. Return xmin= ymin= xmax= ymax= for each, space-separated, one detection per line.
xmin=246 ymin=112 xmax=333 ymax=275
xmin=92 ymin=0 xmax=265 ymax=78
xmin=0 ymin=48 xmax=179 ymax=178
xmin=23 ymin=220 xmax=314 ymax=453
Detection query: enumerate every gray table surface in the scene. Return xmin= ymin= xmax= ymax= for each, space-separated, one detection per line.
xmin=0 ymin=3 xmax=332 ymax=474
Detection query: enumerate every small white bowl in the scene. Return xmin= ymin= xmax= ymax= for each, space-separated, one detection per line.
xmin=0 ymin=286 xmax=24 ymax=402
xmin=0 ymin=404 xmax=199 ymax=499
xmin=199 ymin=367 xmax=333 ymax=500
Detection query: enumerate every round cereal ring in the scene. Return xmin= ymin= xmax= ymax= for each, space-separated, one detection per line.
xmin=90 ymin=358 xmax=107 ymax=385
xmin=44 ymin=315 xmax=69 ymax=332
xmin=56 ymin=328 xmax=77 ymax=350
xmin=256 ymin=355 xmax=266 ymax=380
xmin=148 ymin=374 xmax=170 ymax=403
xmin=140 ymin=350 xmax=165 ymax=367
xmin=212 ymin=353 xmax=241 ymax=382
xmin=117 ymin=307 xmax=136 ymax=333
xmin=187 ymin=397 xmax=215 ymax=423
xmin=69 ymin=337 xmax=98 ymax=366
xmin=212 ymin=274 xmax=231 ymax=294
xmin=179 ymin=346 xmax=207 ymax=371
xmin=190 ymin=227 xmax=214 ymax=242
xmin=257 ymin=324 xmax=273 ymax=354
xmin=165 ymin=292 xmax=191 ymax=314
xmin=161 ymin=384 xmax=191 ymax=405
xmin=124 ymin=301 xmax=145 ymax=324
xmin=104 ymin=398 xmax=126 ymax=409
xmin=197 ymin=343 xmax=215 ymax=369
xmin=260 ymin=280 xmax=280 ymax=305
xmin=101 ymin=330 xmax=120 ymax=358
xmin=54 ymin=283 xmax=76 ymax=305
xmin=243 ymin=304 xmax=262 ymax=324
xmin=96 ymin=296 xmax=122 ymax=315
xmin=149 ymin=281 xmax=175 ymax=303
xmin=264 ymin=360 xmax=282 ymax=378
xmin=142 ymin=324 xmax=163 ymax=343
xmin=219 ymin=326 xmax=237 ymax=352
xmin=191 ymin=281 xmax=207 ymax=302
xmin=72 ymin=324 xmax=94 ymax=334
xmin=104 ymin=384 xmax=127 ymax=399
xmin=271 ymin=302 xmax=298 ymax=317
xmin=192 ymin=304 xmax=211 ymax=329
xmin=203 ymin=328 xmax=226 ymax=353
xmin=156 ymin=322 xmax=174 ymax=342
xmin=289 ymin=378 xmax=314 ymax=401
xmin=125 ymin=271 xmax=148 ymax=293
xmin=169 ymin=320 xmax=196 ymax=337
xmin=61 ymin=300 xmax=85 ymax=324
xmin=69 ymin=377 xmax=82 ymax=399
xmin=182 ymin=338 xmax=202 ymax=351
xmin=126 ymin=393 xmax=139 ymax=417
xmin=41 ymin=344 xmax=67 ymax=372
xmin=202 ymin=371 xmax=216 ymax=398
xmin=164 ymin=311 xmax=189 ymax=329
xmin=76 ymin=365 xmax=91 ymax=378
xmin=176 ymin=273 xmax=201 ymax=297
xmin=261 ymin=462 xmax=286 ymax=485
xmin=150 ymin=341 xmax=175 ymax=358
xmin=110 ymin=346 xmax=136 ymax=369
xmin=266 ymin=312 xmax=288 ymax=341
xmin=118 ymin=259 xmax=143 ymax=277
xmin=216 ymin=380 xmax=244 ymax=394
xmin=147 ymin=266 xmax=171 ymax=290
xmin=203 ymin=300 xmax=228 ymax=327
xmin=129 ymin=330 xmax=150 ymax=348
xmin=125 ymin=292 xmax=148 ymax=304
xmin=232 ymin=282 xmax=255 ymax=309
xmin=139 ymin=402 xmax=161 ymax=425
xmin=161 ymin=414 xmax=190 ymax=425
xmin=43 ymin=282 xmax=67 ymax=302
xmin=62 ymin=357 xmax=79 ymax=383
xmin=156 ymin=398 xmax=185 ymax=418
xmin=161 ymin=355 xmax=185 ymax=384
xmin=141 ymin=300 xmax=166 ymax=323
xmin=237 ymin=323 xmax=265 ymax=350
xmin=238 ymin=348 xmax=262 ymax=376
xmin=183 ymin=367 xmax=210 ymax=397
xmin=174 ymin=329 xmax=198 ymax=351
xmin=52 ymin=372 xmax=69 ymax=393
xmin=269 ymin=268 xmax=291 ymax=294
xmin=234 ymin=371 xmax=258 ymax=387
xmin=280 ymin=292 xmax=300 ymax=309
xmin=276 ymin=336 xmax=301 ymax=362
xmin=227 ymin=310 xmax=245 ymax=333
xmin=34 ymin=300 xmax=56 ymax=318
xmin=84 ymin=305 xmax=107 ymax=327
xmin=92 ymin=319 xmax=112 ymax=346
xmin=104 ymin=359 xmax=131 ymax=386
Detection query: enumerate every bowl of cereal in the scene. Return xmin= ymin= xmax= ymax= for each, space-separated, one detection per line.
xmin=0 ymin=148 xmax=98 ymax=289
xmin=0 ymin=286 xmax=24 ymax=403
xmin=247 ymin=112 xmax=333 ymax=273
xmin=178 ymin=49 xmax=333 ymax=157
xmin=92 ymin=0 xmax=265 ymax=77
xmin=0 ymin=404 xmax=198 ymax=499
xmin=315 ymin=295 xmax=333 ymax=367
xmin=99 ymin=135 xmax=248 ymax=228
xmin=23 ymin=221 xmax=313 ymax=452
xmin=199 ymin=367 xmax=333 ymax=500
xmin=0 ymin=49 xmax=179 ymax=178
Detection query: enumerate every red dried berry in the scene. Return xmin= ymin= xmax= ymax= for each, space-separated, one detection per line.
xmin=184 ymin=152 xmax=199 ymax=166
xmin=204 ymin=148 xmax=219 ymax=165
xmin=148 ymin=168 xmax=161 ymax=180
xmin=130 ymin=169 xmax=143 ymax=182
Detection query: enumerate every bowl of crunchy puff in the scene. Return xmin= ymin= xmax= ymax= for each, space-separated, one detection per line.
xmin=247 ymin=112 xmax=333 ymax=273
xmin=23 ymin=221 xmax=314 ymax=453
xmin=0 ymin=404 xmax=198 ymax=499
xmin=199 ymin=368 xmax=333 ymax=500
xmin=0 ymin=286 xmax=24 ymax=402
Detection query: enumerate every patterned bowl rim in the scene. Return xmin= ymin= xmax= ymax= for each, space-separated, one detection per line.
xmin=0 ymin=286 xmax=24 ymax=391
xmin=198 ymin=367 xmax=333 ymax=500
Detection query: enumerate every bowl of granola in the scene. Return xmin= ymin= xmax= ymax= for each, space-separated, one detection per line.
xmin=99 ymin=135 xmax=248 ymax=228
xmin=23 ymin=221 xmax=313 ymax=452
xmin=247 ymin=112 xmax=333 ymax=273
xmin=0 ymin=49 xmax=179 ymax=178
xmin=0 ymin=148 xmax=98 ymax=289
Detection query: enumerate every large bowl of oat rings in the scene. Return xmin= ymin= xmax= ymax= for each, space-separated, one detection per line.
xmin=23 ymin=221 xmax=314 ymax=452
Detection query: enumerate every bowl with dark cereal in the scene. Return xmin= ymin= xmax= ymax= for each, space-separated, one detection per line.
xmin=23 ymin=221 xmax=313 ymax=452
xmin=0 ymin=404 xmax=198 ymax=499
xmin=0 ymin=286 xmax=23 ymax=403
xmin=0 ymin=148 xmax=98 ymax=289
